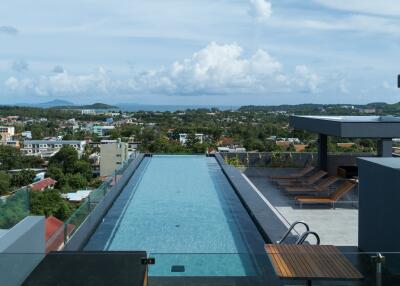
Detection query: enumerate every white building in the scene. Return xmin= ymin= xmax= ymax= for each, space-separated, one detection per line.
xmin=61 ymin=190 xmax=92 ymax=203
xmin=22 ymin=140 xmax=86 ymax=157
xmin=92 ymin=125 xmax=115 ymax=137
xmin=21 ymin=131 xmax=32 ymax=139
xmin=0 ymin=126 xmax=15 ymax=143
xmin=217 ymin=147 xmax=247 ymax=153
xmin=81 ymin=109 xmax=96 ymax=115
xmin=179 ymin=133 xmax=204 ymax=145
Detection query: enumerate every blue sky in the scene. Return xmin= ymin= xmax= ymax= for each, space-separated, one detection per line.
xmin=0 ymin=0 xmax=399 ymax=105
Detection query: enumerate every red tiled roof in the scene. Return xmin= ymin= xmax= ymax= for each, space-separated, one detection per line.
xmin=45 ymin=216 xmax=75 ymax=253
xmin=45 ymin=216 xmax=64 ymax=241
xmin=29 ymin=178 xmax=57 ymax=191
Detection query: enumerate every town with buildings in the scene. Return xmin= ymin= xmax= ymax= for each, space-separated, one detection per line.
xmin=2 ymin=102 xmax=400 ymax=285
xmin=2 ymin=0 xmax=400 ymax=285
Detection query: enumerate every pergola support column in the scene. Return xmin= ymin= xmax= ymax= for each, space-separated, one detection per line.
xmin=377 ymin=139 xmax=393 ymax=157
xmin=318 ymin=134 xmax=328 ymax=171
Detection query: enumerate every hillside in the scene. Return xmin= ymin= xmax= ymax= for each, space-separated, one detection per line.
xmin=53 ymin=102 xmax=119 ymax=110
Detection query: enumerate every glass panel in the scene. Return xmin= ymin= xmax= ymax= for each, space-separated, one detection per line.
xmin=147 ymin=253 xmax=275 ymax=285
xmin=62 ymin=154 xmax=137 ymax=244
xmin=0 ymin=187 xmax=29 ymax=229
xmin=146 ymin=251 xmax=400 ymax=285
xmin=0 ymin=251 xmax=398 ymax=285
xmin=0 ymin=252 xmax=147 ymax=286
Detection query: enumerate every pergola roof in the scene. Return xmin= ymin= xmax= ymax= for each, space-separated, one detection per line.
xmin=289 ymin=115 xmax=400 ymax=138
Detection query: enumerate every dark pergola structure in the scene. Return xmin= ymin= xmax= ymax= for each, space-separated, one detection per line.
xmin=289 ymin=116 xmax=400 ymax=170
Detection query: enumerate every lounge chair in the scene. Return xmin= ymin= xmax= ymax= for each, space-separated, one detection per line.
xmin=285 ymin=176 xmax=339 ymax=194
xmin=276 ymin=170 xmax=327 ymax=187
xmin=295 ymin=180 xmax=356 ymax=209
xmin=269 ymin=165 xmax=315 ymax=180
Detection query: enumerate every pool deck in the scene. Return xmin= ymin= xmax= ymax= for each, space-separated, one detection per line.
xmin=240 ymin=167 xmax=359 ymax=247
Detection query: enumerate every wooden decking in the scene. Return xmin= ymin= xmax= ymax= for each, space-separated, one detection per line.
xmin=265 ymin=244 xmax=363 ymax=282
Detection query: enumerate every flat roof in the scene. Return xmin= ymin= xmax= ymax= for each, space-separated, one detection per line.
xmin=289 ymin=115 xmax=400 ymax=138
xmin=358 ymin=157 xmax=400 ymax=170
xmin=24 ymin=140 xmax=85 ymax=144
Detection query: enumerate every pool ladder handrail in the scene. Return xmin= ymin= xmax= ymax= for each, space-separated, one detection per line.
xmin=277 ymin=221 xmax=321 ymax=245
xmin=277 ymin=221 xmax=309 ymax=244
xmin=296 ymin=231 xmax=320 ymax=245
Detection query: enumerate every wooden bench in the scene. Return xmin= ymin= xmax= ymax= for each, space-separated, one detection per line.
xmin=265 ymin=244 xmax=363 ymax=286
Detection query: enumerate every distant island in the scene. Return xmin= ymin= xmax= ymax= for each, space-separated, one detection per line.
xmin=53 ymin=102 xmax=119 ymax=110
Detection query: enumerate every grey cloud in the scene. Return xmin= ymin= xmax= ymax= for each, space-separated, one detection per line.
xmin=11 ymin=60 xmax=29 ymax=72
xmin=0 ymin=26 xmax=18 ymax=35
xmin=52 ymin=65 xmax=65 ymax=73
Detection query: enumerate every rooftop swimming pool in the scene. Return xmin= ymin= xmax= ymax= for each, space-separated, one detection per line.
xmin=85 ymin=155 xmax=266 ymax=277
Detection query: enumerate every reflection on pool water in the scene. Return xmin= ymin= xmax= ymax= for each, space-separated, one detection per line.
xmin=85 ymin=155 xmax=265 ymax=276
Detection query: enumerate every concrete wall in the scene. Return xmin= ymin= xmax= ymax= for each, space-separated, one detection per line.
xmin=326 ymin=153 xmax=374 ymax=176
xmin=0 ymin=216 xmax=45 ymax=286
xmin=214 ymin=154 xmax=290 ymax=244
xmin=358 ymin=158 xmax=400 ymax=252
xmin=64 ymin=154 xmax=145 ymax=251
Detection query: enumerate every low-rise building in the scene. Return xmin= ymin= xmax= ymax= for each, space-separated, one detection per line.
xmin=29 ymin=178 xmax=57 ymax=192
xmin=22 ymin=140 xmax=86 ymax=157
xmin=81 ymin=109 xmax=96 ymax=115
xmin=92 ymin=125 xmax=115 ymax=137
xmin=6 ymin=140 xmax=20 ymax=148
xmin=21 ymin=131 xmax=32 ymax=139
xmin=0 ymin=126 xmax=15 ymax=143
xmin=179 ymin=133 xmax=204 ymax=145
xmin=61 ymin=190 xmax=92 ymax=203
xmin=100 ymin=140 xmax=128 ymax=177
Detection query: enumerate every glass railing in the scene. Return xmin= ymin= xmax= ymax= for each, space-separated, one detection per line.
xmin=61 ymin=154 xmax=137 ymax=245
xmin=221 ymin=151 xmax=376 ymax=168
xmin=0 ymin=251 xmax=148 ymax=286
xmin=0 ymin=250 xmax=399 ymax=285
xmin=222 ymin=152 xmax=318 ymax=168
xmin=143 ymin=251 xmax=400 ymax=285
xmin=0 ymin=187 xmax=30 ymax=229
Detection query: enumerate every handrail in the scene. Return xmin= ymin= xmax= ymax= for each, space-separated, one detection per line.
xmin=296 ymin=231 xmax=320 ymax=245
xmin=277 ymin=221 xmax=310 ymax=244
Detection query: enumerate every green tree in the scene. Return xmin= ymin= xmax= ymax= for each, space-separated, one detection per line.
xmin=0 ymin=171 xmax=11 ymax=195
xmin=11 ymin=169 xmax=36 ymax=188
xmin=30 ymin=190 xmax=73 ymax=221
xmin=73 ymin=160 xmax=92 ymax=180
xmin=66 ymin=173 xmax=88 ymax=190
xmin=49 ymin=146 xmax=79 ymax=174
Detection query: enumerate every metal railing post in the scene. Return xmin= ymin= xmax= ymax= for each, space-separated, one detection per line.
xmin=372 ymin=253 xmax=385 ymax=286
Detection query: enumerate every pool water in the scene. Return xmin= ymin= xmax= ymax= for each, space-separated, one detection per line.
xmin=85 ymin=155 xmax=265 ymax=276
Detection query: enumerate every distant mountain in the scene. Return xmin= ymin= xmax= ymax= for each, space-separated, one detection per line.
xmin=13 ymin=99 xmax=75 ymax=108
xmin=53 ymin=102 xmax=119 ymax=110
xmin=40 ymin=99 xmax=75 ymax=108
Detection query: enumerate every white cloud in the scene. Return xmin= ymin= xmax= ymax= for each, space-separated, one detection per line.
xmin=132 ymin=42 xmax=290 ymax=94
xmin=248 ymin=0 xmax=272 ymax=21
xmin=4 ymin=67 xmax=126 ymax=96
xmin=3 ymin=43 xmax=321 ymax=97
xmin=293 ymin=65 xmax=320 ymax=93
xmin=313 ymin=0 xmax=400 ymax=17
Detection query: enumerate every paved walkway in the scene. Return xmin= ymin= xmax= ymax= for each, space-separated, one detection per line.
xmin=241 ymin=167 xmax=358 ymax=246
